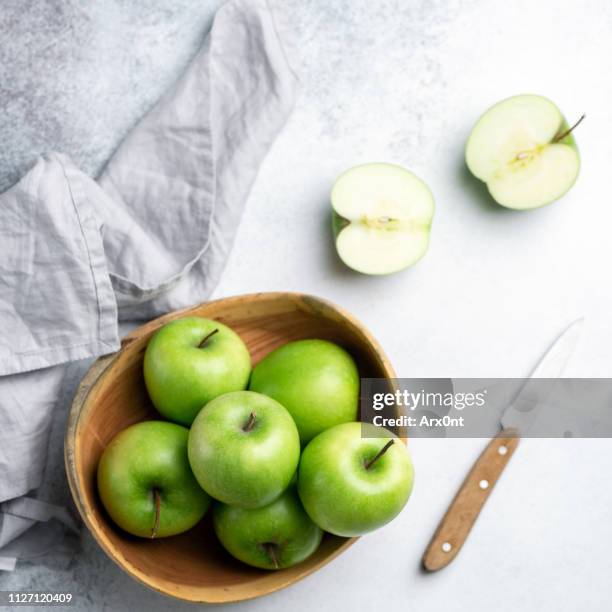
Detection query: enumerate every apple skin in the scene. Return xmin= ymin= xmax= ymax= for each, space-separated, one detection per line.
xmin=332 ymin=211 xmax=350 ymax=237
xmin=144 ymin=317 xmax=251 ymax=426
xmin=298 ymin=422 xmax=414 ymax=537
xmin=213 ymin=487 xmax=323 ymax=570
xmin=249 ymin=339 xmax=359 ymax=444
xmin=97 ymin=421 xmax=210 ymax=538
xmin=188 ymin=391 xmax=300 ymax=508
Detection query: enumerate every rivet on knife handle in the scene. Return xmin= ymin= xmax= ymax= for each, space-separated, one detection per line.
xmin=422 ymin=429 xmax=520 ymax=571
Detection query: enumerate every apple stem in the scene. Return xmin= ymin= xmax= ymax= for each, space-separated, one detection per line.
xmin=364 ymin=439 xmax=394 ymax=470
xmin=198 ymin=328 xmax=219 ymax=348
xmin=243 ymin=412 xmax=257 ymax=432
xmin=554 ymin=114 xmax=586 ymax=143
xmin=263 ymin=542 xmax=280 ymax=569
xmin=151 ymin=488 xmax=161 ymax=539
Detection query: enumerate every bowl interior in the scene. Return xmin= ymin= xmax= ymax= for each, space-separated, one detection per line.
xmin=66 ymin=293 xmax=396 ymax=603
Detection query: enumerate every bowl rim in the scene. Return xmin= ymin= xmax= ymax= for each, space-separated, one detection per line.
xmin=64 ymin=291 xmax=399 ymax=603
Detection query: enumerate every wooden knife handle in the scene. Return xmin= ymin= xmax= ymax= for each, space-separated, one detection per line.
xmin=422 ymin=429 xmax=520 ymax=571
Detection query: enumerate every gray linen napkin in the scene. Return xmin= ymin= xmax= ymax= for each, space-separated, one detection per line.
xmin=0 ymin=0 xmax=297 ymax=569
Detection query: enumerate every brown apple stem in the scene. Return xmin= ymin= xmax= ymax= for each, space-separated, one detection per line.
xmin=198 ymin=328 xmax=219 ymax=348
xmin=554 ymin=114 xmax=585 ymax=142
xmin=263 ymin=542 xmax=280 ymax=569
xmin=243 ymin=412 xmax=256 ymax=432
xmin=364 ymin=439 xmax=394 ymax=470
xmin=151 ymin=488 xmax=161 ymax=539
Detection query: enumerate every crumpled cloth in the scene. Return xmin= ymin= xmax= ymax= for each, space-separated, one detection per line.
xmin=0 ymin=0 xmax=297 ymax=569
xmin=0 ymin=497 xmax=80 ymax=571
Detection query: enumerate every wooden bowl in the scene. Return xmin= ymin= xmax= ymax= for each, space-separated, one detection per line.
xmin=65 ymin=292 xmax=398 ymax=603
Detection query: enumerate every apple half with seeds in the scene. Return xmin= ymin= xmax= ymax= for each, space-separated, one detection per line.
xmin=331 ymin=163 xmax=435 ymax=275
xmin=466 ymin=94 xmax=583 ymax=210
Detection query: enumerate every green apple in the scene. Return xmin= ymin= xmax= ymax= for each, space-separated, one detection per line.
xmin=144 ymin=317 xmax=251 ymax=426
xmin=466 ymin=94 xmax=582 ymax=209
xmin=331 ymin=163 xmax=434 ymax=275
xmin=188 ymin=391 xmax=300 ymax=508
xmin=213 ymin=487 xmax=323 ymax=570
xmin=249 ymin=339 xmax=359 ymax=444
xmin=97 ymin=421 xmax=210 ymax=538
xmin=298 ymin=422 xmax=414 ymax=537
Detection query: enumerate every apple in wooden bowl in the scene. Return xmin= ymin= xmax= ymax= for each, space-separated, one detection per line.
xmin=64 ymin=292 xmax=402 ymax=603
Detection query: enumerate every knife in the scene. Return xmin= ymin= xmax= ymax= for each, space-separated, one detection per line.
xmin=422 ymin=318 xmax=583 ymax=571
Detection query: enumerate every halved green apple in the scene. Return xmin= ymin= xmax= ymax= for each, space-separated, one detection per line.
xmin=466 ymin=94 xmax=582 ymax=210
xmin=331 ymin=163 xmax=434 ymax=275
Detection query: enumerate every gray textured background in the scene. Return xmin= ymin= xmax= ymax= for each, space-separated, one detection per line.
xmin=0 ymin=0 xmax=223 ymax=191
xmin=2 ymin=1 xmax=612 ymax=611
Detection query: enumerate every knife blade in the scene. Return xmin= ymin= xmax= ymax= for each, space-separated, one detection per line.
xmin=500 ymin=318 xmax=584 ymax=434
xmin=422 ymin=319 xmax=584 ymax=572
